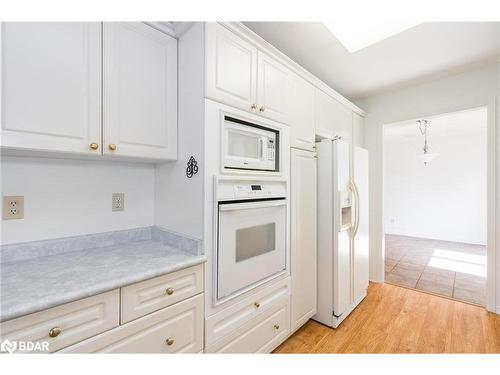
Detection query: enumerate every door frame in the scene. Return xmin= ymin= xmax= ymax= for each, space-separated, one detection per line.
xmin=379 ymin=103 xmax=496 ymax=313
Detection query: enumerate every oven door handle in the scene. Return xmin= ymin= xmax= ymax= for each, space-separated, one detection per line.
xmin=219 ymin=200 xmax=286 ymax=211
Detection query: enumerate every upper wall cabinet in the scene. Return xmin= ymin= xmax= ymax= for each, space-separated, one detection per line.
xmin=256 ymin=52 xmax=292 ymax=124
xmin=103 ymin=23 xmax=177 ymax=160
xmin=315 ymin=88 xmax=352 ymax=142
xmin=206 ymin=23 xmax=258 ymax=112
xmin=206 ymin=23 xmax=292 ymax=124
xmin=0 ymin=23 xmax=102 ymax=155
xmin=289 ymin=75 xmax=315 ymax=150
xmin=1 ymin=22 xmax=177 ymax=161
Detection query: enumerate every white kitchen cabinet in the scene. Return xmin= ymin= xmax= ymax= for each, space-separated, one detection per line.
xmin=0 ymin=22 xmax=102 ymax=155
xmin=62 ymin=294 xmax=203 ymax=353
xmin=121 ymin=264 xmax=203 ymax=324
xmin=206 ymin=23 xmax=258 ymax=112
xmin=290 ymin=149 xmax=317 ymax=332
xmin=352 ymin=111 xmax=365 ymax=148
xmin=290 ymin=75 xmax=315 ymax=150
xmin=315 ymin=88 xmax=352 ymax=141
xmin=206 ymin=23 xmax=293 ymax=124
xmin=205 ymin=296 xmax=290 ymax=353
xmin=256 ymin=52 xmax=292 ymax=123
xmin=0 ymin=290 xmax=119 ymax=353
xmin=103 ymin=22 xmax=177 ymax=160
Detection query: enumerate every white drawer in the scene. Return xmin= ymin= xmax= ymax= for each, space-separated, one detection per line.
xmin=0 ymin=290 xmax=119 ymax=353
xmin=205 ymin=296 xmax=290 ymax=353
xmin=205 ymin=277 xmax=290 ymax=346
xmin=61 ymin=294 xmax=204 ymax=353
xmin=121 ymin=264 xmax=203 ymax=324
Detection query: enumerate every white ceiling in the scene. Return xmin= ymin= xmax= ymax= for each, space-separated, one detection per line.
xmin=243 ymin=22 xmax=500 ymax=100
xmin=384 ymin=107 xmax=487 ymax=140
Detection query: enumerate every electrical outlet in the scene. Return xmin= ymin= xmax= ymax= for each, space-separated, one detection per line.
xmin=112 ymin=193 xmax=125 ymax=212
xmin=3 ymin=196 xmax=24 ymax=220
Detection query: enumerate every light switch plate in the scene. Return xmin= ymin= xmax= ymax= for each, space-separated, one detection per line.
xmin=3 ymin=196 xmax=24 ymax=220
xmin=112 ymin=193 xmax=125 ymax=211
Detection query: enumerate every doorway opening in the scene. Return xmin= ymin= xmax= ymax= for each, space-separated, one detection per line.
xmin=383 ymin=107 xmax=487 ymax=306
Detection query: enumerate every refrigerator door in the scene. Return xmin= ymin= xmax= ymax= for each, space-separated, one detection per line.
xmin=352 ymin=146 xmax=369 ymax=299
xmin=333 ymin=140 xmax=352 ymax=317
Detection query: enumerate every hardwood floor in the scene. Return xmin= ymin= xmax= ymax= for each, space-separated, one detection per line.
xmin=274 ymin=283 xmax=500 ymax=353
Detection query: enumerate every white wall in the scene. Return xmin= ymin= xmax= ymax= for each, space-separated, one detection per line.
xmin=1 ymin=156 xmax=155 ymax=245
xmin=384 ymin=108 xmax=487 ymax=244
xmin=355 ymin=62 xmax=500 ymax=313
xmin=155 ymin=22 xmax=205 ymax=240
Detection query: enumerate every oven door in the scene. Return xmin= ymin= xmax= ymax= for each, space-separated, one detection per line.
xmin=217 ymin=198 xmax=287 ymax=300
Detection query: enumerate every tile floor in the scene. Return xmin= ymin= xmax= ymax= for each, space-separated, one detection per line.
xmin=385 ymin=234 xmax=487 ymax=306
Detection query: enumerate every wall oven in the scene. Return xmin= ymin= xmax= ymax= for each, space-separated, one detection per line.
xmin=223 ymin=115 xmax=279 ymax=172
xmin=215 ymin=179 xmax=287 ymax=302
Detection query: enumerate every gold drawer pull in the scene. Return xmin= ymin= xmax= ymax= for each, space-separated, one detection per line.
xmin=49 ymin=327 xmax=62 ymax=338
xmin=166 ymin=337 xmax=175 ymax=346
xmin=273 ymin=324 xmax=280 ymax=330
xmin=165 ymin=287 xmax=174 ymax=295
xmin=254 ymin=302 xmax=260 ymax=308
xmin=251 ymin=103 xmax=257 ymax=111
xmin=108 ymin=144 xmax=117 ymax=151
xmin=89 ymin=143 xmax=99 ymax=150
xmin=259 ymin=106 xmax=265 ymax=112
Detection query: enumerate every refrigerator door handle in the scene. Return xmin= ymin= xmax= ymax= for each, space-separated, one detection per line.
xmin=350 ymin=181 xmax=360 ymax=237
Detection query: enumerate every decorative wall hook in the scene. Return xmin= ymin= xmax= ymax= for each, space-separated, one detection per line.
xmin=186 ymin=156 xmax=198 ymax=178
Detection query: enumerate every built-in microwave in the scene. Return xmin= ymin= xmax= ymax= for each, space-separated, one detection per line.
xmin=223 ymin=115 xmax=279 ymax=172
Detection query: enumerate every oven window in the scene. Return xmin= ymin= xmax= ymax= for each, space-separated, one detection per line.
xmin=227 ymin=131 xmax=260 ymax=159
xmin=235 ymin=223 xmax=276 ymax=262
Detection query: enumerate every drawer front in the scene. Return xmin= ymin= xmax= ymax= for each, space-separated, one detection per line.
xmin=206 ymin=297 xmax=290 ymax=353
xmin=121 ymin=264 xmax=203 ymax=324
xmin=0 ymin=290 xmax=119 ymax=353
xmin=205 ymin=277 xmax=290 ymax=346
xmin=61 ymin=294 xmax=203 ymax=353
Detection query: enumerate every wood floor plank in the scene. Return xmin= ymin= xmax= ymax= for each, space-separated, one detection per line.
xmin=274 ymin=283 xmax=500 ymax=354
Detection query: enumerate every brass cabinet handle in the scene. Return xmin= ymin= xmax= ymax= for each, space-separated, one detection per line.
xmin=251 ymin=104 xmax=257 ymax=111
xmin=166 ymin=337 xmax=175 ymax=346
xmin=89 ymin=143 xmax=99 ymax=150
xmin=259 ymin=106 xmax=265 ymax=112
xmin=49 ymin=327 xmax=62 ymax=338
xmin=165 ymin=287 xmax=174 ymax=295
xmin=273 ymin=324 xmax=280 ymax=330
xmin=254 ymin=302 xmax=260 ymax=308
xmin=108 ymin=144 xmax=117 ymax=151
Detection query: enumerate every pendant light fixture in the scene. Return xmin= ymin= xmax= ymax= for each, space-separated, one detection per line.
xmin=417 ymin=119 xmax=439 ymax=166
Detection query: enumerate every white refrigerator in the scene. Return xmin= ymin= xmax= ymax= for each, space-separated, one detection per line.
xmin=314 ymin=139 xmax=369 ymax=328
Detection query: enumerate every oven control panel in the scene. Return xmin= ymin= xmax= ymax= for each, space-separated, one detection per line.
xmin=234 ymin=184 xmax=273 ymax=198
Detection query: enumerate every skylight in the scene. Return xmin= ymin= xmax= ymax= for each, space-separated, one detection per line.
xmin=324 ymin=21 xmax=420 ymax=53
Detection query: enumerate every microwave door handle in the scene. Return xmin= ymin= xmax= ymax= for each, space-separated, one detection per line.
xmin=259 ymin=137 xmax=265 ymax=160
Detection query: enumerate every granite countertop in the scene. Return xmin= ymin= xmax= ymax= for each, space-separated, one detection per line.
xmin=0 ymin=227 xmax=206 ymax=322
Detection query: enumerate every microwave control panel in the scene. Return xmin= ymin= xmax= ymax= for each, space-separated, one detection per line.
xmin=266 ymin=139 xmax=276 ymax=161
xmin=233 ymin=184 xmax=273 ymax=198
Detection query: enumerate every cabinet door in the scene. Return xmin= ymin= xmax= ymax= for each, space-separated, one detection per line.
xmin=61 ymin=294 xmax=203 ymax=353
xmin=103 ymin=22 xmax=177 ymax=160
xmin=352 ymin=111 xmax=364 ymax=148
xmin=0 ymin=22 xmax=101 ymax=155
xmin=315 ymin=89 xmax=352 ymax=141
xmin=290 ymin=149 xmax=317 ymax=332
xmin=290 ymin=75 xmax=315 ymax=150
xmin=206 ymin=23 xmax=257 ymax=112
xmin=256 ymin=52 xmax=292 ymax=124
